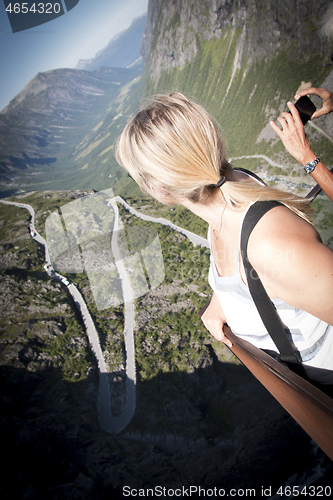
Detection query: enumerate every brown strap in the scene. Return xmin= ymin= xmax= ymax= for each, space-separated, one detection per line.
xmin=224 ymin=327 xmax=333 ymax=460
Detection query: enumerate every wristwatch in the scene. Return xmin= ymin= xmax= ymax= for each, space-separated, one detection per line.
xmin=304 ymin=157 xmax=320 ymax=174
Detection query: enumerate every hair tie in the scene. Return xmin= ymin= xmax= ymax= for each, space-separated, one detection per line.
xmin=214 ymin=175 xmax=226 ymax=188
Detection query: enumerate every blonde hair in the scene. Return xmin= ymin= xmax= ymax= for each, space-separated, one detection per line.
xmin=116 ymin=92 xmax=312 ymax=220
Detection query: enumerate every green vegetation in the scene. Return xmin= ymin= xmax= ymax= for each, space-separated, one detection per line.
xmin=0 ymin=202 xmax=30 ymax=240
xmin=145 ymin=29 xmax=333 ymax=165
xmin=0 ymin=200 xmax=90 ymax=383
xmin=41 ymin=317 xmax=88 ymax=382
xmin=135 ymin=308 xmax=210 ymax=380
xmin=8 ymin=190 xmax=88 ymax=239
xmin=63 ymin=270 xmax=125 ymax=371
xmin=166 ymin=11 xmax=181 ymax=32
xmin=117 ymin=201 xmax=211 ymax=288
xmin=0 ymin=192 xmax=219 ymax=392
xmin=117 ymin=197 xmax=216 ymax=382
xmin=2 ymin=192 xmax=126 ymax=375
xmin=312 ymin=194 xmax=333 ymax=248
xmin=120 ymin=195 xmax=209 ymax=238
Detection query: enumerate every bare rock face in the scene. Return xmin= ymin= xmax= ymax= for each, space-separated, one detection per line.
xmin=142 ymin=0 xmax=331 ymax=83
xmin=141 ymin=0 xmax=162 ymax=64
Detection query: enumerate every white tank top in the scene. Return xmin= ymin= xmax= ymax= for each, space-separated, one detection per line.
xmin=208 ymin=220 xmax=333 ymax=385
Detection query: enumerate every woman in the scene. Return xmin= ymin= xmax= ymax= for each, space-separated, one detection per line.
xmin=116 ymin=92 xmax=333 ymax=385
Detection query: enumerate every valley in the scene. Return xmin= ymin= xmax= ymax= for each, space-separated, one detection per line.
xmin=0 ymin=186 xmax=332 ymax=496
xmin=2 ymin=0 xmax=333 ymax=495
xmin=0 ymin=65 xmax=143 ymax=198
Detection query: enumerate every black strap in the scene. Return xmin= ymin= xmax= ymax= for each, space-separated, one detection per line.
xmin=240 ymin=201 xmax=308 ymax=379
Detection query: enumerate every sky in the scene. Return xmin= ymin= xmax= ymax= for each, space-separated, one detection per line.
xmin=0 ymin=0 xmax=148 ymax=111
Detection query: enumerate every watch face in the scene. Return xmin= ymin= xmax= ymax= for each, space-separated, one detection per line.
xmin=304 ymin=158 xmax=319 ymax=173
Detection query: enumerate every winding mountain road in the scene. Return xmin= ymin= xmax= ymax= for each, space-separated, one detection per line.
xmin=231 ymin=154 xmax=287 ymax=168
xmin=1 ymin=151 xmax=324 ymax=432
xmin=111 ymin=196 xmax=209 ymax=248
xmin=0 ymin=198 xmax=138 ymax=433
xmin=1 ymin=195 xmax=206 ymax=434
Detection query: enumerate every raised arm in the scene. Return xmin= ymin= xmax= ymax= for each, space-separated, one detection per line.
xmin=270 ymin=101 xmax=333 ymax=202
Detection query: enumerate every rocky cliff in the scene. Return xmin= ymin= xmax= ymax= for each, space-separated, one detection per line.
xmin=140 ymin=0 xmax=333 ymax=167
xmin=143 ymin=0 xmax=331 ymax=83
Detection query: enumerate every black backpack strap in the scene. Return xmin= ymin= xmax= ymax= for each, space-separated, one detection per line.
xmin=240 ymin=201 xmax=308 ymax=379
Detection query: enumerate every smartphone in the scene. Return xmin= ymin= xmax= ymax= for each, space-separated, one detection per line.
xmin=289 ymin=95 xmax=316 ymax=125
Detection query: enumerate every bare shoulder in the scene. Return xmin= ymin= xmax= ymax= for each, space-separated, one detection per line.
xmin=247 ymin=204 xmax=320 ymax=267
xmin=246 ymin=204 xmax=333 ymax=321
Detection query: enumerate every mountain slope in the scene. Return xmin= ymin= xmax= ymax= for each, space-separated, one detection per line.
xmin=3 ymin=1 xmax=333 ymax=199
xmin=0 ymin=66 xmax=143 ymax=197
xmin=76 ymin=14 xmax=147 ymax=71
xmin=142 ymin=0 xmax=333 ymax=185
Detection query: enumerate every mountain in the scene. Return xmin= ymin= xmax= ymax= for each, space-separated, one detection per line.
xmin=76 ymin=14 xmax=147 ymax=71
xmin=143 ymin=0 xmax=331 ymax=83
xmin=141 ymin=0 xmax=333 ymax=185
xmin=0 ymin=12 xmax=149 ymax=199
xmin=0 ymin=65 xmax=143 ymax=198
xmin=2 ymin=1 xmax=333 ymax=199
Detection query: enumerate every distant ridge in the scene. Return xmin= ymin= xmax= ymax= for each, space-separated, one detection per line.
xmin=0 ymin=9 xmax=148 ymax=198
xmin=0 ymin=65 xmax=143 ymax=197
xmin=76 ymin=14 xmax=147 ymax=71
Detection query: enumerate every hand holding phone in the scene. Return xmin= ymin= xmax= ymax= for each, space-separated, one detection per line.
xmin=270 ymin=101 xmax=314 ymax=164
xmin=294 ymin=87 xmax=333 ymax=119
xmin=289 ymin=95 xmax=316 ymax=125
